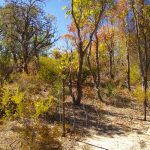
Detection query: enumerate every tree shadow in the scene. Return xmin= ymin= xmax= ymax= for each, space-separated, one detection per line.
xmin=58 ymin=101 xmax=135 ymax=138
xmin=104 ymin=95 xmax=137 ymax=109
xmin=42 ymin=98 xmax=150 ymax=142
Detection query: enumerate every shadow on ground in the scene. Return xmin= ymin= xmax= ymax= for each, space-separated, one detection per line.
xmin=50 ymin=101 xmax=145 ymax=139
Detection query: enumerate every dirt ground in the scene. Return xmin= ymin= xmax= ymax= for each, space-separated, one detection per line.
xmin=62 ymin=97 xmax=150 ymax=150
xmin=0 ymin=96 xmax=150 ymax=150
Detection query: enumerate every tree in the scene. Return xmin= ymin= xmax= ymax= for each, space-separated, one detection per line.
xmin=98 ymin=24 xmax=115 ymax=81
xmin=0 ymin=0 xmax=57 ymax=73
xmin=114 ymin=0 xmax=132 ymax=91
xmin=87 ymin=32 xmax=103 ymax=101
xmin=66 ymin=0 xmax=111 ymax=105
xmin=62 ymin=35 xmax=76 ymax=103
xmin=130 ymin=0 xmax=150 ymax=121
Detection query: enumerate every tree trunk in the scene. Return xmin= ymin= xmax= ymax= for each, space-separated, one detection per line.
xmin=23 ymin=62 xmax=29 ymax=74
xmin=75 ymin=51 xmax=84 ymax=105
xmin=109 ymin=50 xmax=114 ymax=80
xmin=131 ymin=1 xmax=144 ymax=85
xmin=132 ymin=0 xmax=149 ymax=121
xmin=62 ymin=79 xmax=66 ymax=137
xmin=87 ymin=43 xmax=103 ymax=102
xmin=95 ymin=33 xmax=103 ymax=101
xmin=141 ymin=0 xmax=148 ymax=121
xmin=143 ymin=76 xmax=147 ymax=121
xmin=69 ymin=50 xmax=76 ymax=103
xmin=127 ymin=51 xmax=131 ymax=91
xmin=126 ymin=41 xmax=131 ymax=91
xmin=74 ymin=41 xmax=84 ymax=106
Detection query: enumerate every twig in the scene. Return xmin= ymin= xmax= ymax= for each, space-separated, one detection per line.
xmin=72 ymin=138 xmax=109 ymax=150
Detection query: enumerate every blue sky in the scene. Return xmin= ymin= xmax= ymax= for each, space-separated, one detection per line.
xmin=45 ymin=0 xmax=70 ymax=36
xmin=0 ymin=0 xmax=71 ymax=48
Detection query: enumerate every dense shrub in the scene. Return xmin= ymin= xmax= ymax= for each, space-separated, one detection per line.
xmin=130 ymin=65 xmax=141 ymax=85
xmin=38 ymin=57 xmax=59 ymax=83
xmin=0 ymin=83 xmax=57 ymax=119
xmin=132 ymin=86 xmax=150 ymax=102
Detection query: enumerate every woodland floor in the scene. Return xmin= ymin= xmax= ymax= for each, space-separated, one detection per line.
xmin=0 ymin=95 xmax=150 ymax=150
xmin=62 ymin=97 xmax=150 ymax=150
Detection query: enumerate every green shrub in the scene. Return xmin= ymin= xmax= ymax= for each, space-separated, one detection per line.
xmin=106 ymin=82 xmax=114 ymax=96
xmin=132 ymin=86 xmax=150 ymax=102
xmin=0 ymin=86 xmax=24 ymax=118
xmin=34 ymin=96 xmax=56 ymax=118
xmin=130 ymin=65 xmax=141 ymax=85
xmin=38 ymin=57 xmax=59 ymax=83
xmin=0 ymin=84 xmax=57 ymax=119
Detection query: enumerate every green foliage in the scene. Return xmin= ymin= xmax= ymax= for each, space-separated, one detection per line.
xmin=130 ymin=65 xmax=141 ymax=85
xmin=0 ymin=1 xmax=56 ymax=73
xmin=67 ymin=0 xmax=110 ymax=29
xmin=106 ymin=82 xmax=114 ymax=96
xmin=38 ymin=57 xmax=59 ymax=83
xmin=0 ymin=82 xmax=57 ymax=119
xmin=51 ymin=79 xmax=62 ymax=98
xmin=12 ymin=87 xmax=24 ymax=116
xmin=1 ymin=87 xmax=11 ymax=106
xmin=34 ymin=96 xmax=55 ymax=118
xmin=12 ymin=87 xmax=24 ymax=105
xmin=0 ymin=86 xmax=24 ymax=117
xmin=132 ymin=86 xmax=150 ymax=102
xmin=52 ymin=49 xmax=62 ymax=59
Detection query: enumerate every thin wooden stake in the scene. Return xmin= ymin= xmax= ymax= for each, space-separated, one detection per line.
xmin=62 ymin=79 xmax=66 ymax=137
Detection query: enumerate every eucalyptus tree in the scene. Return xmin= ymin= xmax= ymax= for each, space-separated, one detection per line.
xmin=0 ymin=0 xmax=57 ymax=73
xmin=66 ymin=0 xmax=113 ymax=105
xmin=130 ymin=0 xmax=150 ymax=120
xmin=86 ymin=32 xmax=104 ymax=102
xmin=113 ymin=0 xmax=132 ymax=91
